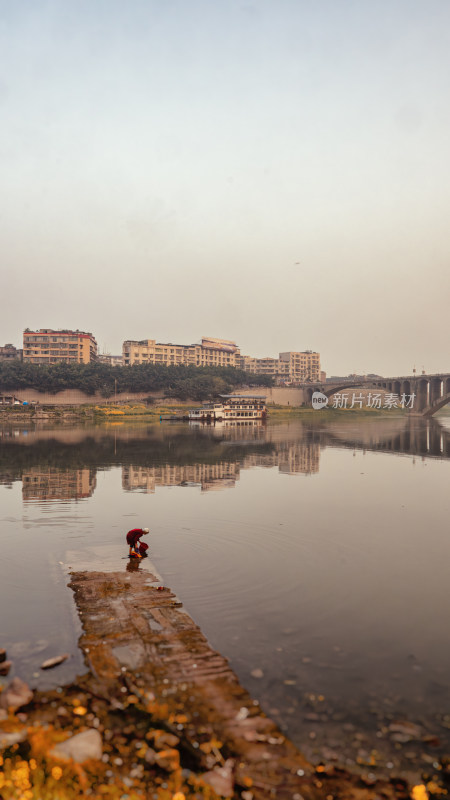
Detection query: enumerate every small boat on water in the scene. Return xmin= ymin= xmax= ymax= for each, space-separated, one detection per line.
xmin=188 ymin=394 xmax=267 ymax=423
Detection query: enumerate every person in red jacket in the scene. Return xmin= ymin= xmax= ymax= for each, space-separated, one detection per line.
xmin=126 ymin=527 xmax=149 ymax=558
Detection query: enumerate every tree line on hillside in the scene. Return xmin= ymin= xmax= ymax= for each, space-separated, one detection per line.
xmin=0 ymin=361 xmax=273 ymax=400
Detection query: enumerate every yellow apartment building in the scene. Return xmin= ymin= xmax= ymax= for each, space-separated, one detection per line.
xmin=242 ymin=357 xmax=290 ymax=379
xmin=122 ymin=336 xmax=240 ymax=368
xmin=23 ymin=329 xmax=98 ymax=364
xmin=239 ymin=355 xmax=257 ymax=372
xmin=279 ymin=350 xmax=321 ymax=383
xmin=237 ymin=350 xmax=320 ymax=384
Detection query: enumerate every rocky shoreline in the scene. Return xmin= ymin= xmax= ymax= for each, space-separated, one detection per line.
xmin=2 ymin=569 xmax=444 ymax=799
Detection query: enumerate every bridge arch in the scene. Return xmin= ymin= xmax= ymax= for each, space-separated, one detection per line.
xmin=401 ymin=380 xmax=411 ymax=397
xmin=322 ymin=381 xmax=379 ymax=398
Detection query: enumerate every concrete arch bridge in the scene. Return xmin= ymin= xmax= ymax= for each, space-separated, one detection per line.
xmin=305 ymin=373 xmax=450 ymax=416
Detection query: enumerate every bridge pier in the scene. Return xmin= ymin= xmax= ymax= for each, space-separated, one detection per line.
xmin=430 ymin=378 xmax=443 ymax=406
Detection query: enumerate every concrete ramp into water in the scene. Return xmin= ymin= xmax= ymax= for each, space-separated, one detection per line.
xmin=68 ymin=569 xmax=403 ymax=799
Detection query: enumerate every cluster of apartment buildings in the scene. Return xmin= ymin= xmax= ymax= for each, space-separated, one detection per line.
xmin=0 ymin=329 xmax=322 ymax=385
xmin=123 ymin=336 xmax=322 ymax=383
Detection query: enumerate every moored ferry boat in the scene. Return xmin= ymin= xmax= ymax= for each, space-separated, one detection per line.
xmin=188 ymin=394 xmax=267 ymax=422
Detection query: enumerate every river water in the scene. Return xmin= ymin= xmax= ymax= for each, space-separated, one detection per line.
xmin=1 ymin=414 xmax=449 ymax=778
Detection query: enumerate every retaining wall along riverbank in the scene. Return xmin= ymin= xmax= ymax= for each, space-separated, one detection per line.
xmin=0 ymin=386 xmax=308 ymax=407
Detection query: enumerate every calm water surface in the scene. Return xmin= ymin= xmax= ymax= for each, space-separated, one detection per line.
xmin=1 ymin=415 xmax=449 ymax=772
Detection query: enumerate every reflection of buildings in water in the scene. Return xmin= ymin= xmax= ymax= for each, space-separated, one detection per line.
xmin=4 ymin=416 xmax=449 ymax=507
xmin=122 ymin=462 xmax=239 ymax=493
xmin=22 ymin=468 xmax=97 ymax=501
xmin=242 ymin=442 xmax=320 ymax=475
xmin=278 ymin=442 xmax=320 ymax=475
xmin=122 ymin=442 xmax=320 ymax=495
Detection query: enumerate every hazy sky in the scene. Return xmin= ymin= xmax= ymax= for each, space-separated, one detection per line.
xmin=1 ymin=0 xmax=450 ymax=376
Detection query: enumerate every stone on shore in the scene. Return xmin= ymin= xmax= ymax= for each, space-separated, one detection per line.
xmin=0 ymin=661 xmax=12 ymax=676
xmin=0 ymin=648 xmax=7 ymax=663
xmin=201 ymin=759 xmax=235 ymax=797
xmin=0 ymin=728 xmax=28 ymax=750
xmin=389 ymin=721 xmax=422 ymax=741
xmin=0 ymin=677 xmax=33 ymax=711
xmin=40 ymin=654 xmax=69 ymax=670
xmin=153 ymin=747 xmax=180 ymax=771
xmin=153 ymin=731 xmax=180 ymax=749
xmin=250 ymin=668 xmax=264 ymax=679
xmin=144 ymin=746 xmax=157 ymax=764
xmin=50 ymin=728 xmax=103 ymax=763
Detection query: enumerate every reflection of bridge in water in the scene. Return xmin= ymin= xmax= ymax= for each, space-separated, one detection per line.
xmin=206 ymin=416 xmax=450 ymax=460
xmin=317 ymin=417 xmax=450 ymax=459
xmin=307 ymin=373 xmax=450 ymax=415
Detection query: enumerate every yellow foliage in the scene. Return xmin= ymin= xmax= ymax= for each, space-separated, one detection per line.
xmin=51 ymin=766 xmax=63 ymax=780
xmin=426 ymin=781 xmax=446 ymax=796
xmin=126 ymin=695 xmax=139 ymax=705
xmin=28 ymin=726 xmax=63 ymax=758
xmin=173 ymin=714 xmax=188 ymax=725
xmin=199 ymin=738 xmax=223 ymax=754
xmin=156 ymin=748 xmax=180 ymax=771
xmin=72 ymin=706 xmax=87 ymax=716
xmin=411 ymin=786 xmax=429 ymax=800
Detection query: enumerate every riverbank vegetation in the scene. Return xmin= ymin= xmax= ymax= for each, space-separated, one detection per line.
xmin=92 ymin=403 xmax=190 ymax=418
xmin=0 ymin=361 xmax=272 ymax=400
